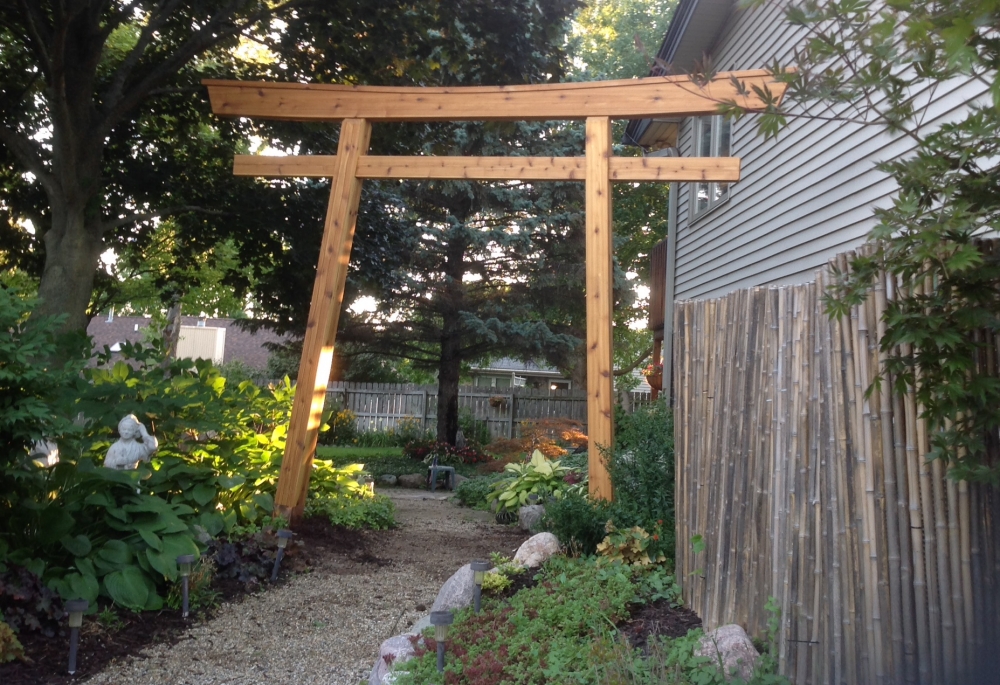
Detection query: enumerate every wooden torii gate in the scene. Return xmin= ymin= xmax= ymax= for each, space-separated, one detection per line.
xmin=204 ymin=70 xmax=786 ymax=519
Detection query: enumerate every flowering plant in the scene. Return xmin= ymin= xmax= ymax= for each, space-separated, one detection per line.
xmin=641 ymin=363 xmax=663 ymax=378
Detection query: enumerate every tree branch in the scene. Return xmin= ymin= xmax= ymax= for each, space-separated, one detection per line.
xmin=105 ymin=205 xmax=227 ymax=230
xmin=613 ymin=344 xmax=653 ymax=377
xmin=0 ymin=124 xmax=55 ymax=195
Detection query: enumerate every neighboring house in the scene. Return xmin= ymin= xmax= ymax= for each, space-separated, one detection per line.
xmin=469 ymin=357 xmax=652 ymax=393
xmin=87 ymin=314 xmax=287 ymax=370
xmin=469 ymin=357 xmax=572 ymax=391
xmin=628 ymin=0 xmax=984 ymax=392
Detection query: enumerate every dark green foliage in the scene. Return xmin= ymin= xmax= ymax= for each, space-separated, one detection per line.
xmin=458 ymin=408 xmax=492 ymax=449
xmin=541 ymin=492 xmax=613 ymax=555
xmin=454 ymin=474 xmax=508 ymax=510
xmin=403 ymin=439 xmax=493 ymax=466
xmin=607 ymin=401 xmax=675 ymax=549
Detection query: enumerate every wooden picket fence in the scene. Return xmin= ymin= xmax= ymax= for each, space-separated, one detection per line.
xmin=674 ymin=248 xmax=1000 ymax=685
xmin=324 ymin=382 xmax=652 ymax=438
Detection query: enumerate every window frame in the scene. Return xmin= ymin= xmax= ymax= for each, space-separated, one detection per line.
xmin=690 ymin=114 xmax=732 ymax=220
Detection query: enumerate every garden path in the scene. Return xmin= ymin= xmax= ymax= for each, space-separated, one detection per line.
xmin=84 ymin=489 xmax=528 ymax=685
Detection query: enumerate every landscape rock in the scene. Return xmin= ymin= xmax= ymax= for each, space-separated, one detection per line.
xmin=377 ymin=474 xmax=398 ymax=486
xmin=453 ymin=474 xmax=469 ymax=488
xmin=513 ymin=532 xmax=561 ymax=568
xmin=407 ymin=614 xmax=432 ymax=635
xmin=368 ymin=634 xmax=420 ymax=685
xmin=694 ymin=624 xmax=759 ymax=681
xmin=397 ymin=473 xmax=427 ymax=489
xmin=430 ymin=563 xmax=476 ymax=612
xmin=518 ymin=504 xmax=545 ymax=532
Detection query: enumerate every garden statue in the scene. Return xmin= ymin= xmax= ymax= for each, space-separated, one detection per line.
xmin=104 ymin=414 xmax=158 ymax=470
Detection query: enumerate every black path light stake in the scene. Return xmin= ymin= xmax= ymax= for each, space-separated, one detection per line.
xmin=429 ymin=611 xmax=454 ymax=673
xmin=65 ymin=599 xmax=88 ymax=675
xmin=271 ymin=529 xmax=294 ymax=581
xmin=177 ymin=554 xmax=196 ymax=618
xmin=470 ymin=560 xmax=490 ymax=613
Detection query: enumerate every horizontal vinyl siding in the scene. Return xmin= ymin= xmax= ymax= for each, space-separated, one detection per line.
xmin=673 ymin=2 xmax=985 ymax=300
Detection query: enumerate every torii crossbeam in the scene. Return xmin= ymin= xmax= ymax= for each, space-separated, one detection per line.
xmin=204 ymin=70 xmax=786 ymax=519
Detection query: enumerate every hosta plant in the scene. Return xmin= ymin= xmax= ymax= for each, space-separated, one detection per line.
xmin=486 ymin=450 xmax=581 ymax=513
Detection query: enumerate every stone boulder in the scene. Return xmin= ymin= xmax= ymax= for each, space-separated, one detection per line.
xmin=513 ymin=532 xmax=560 ymax=568
xmin=453 ymin=473 xmax=469 ymax=488
xmin=518 ymin=504 xmax=545 ymax=532
xmin=377 ymin=474 xmax=398 ymax=486
xmin=397 ymin=473 xmax=426 ymax=489
xmin=430 ymin=563 xmax=476 ymax=612
xmin=694 ymin=624 xmax=759 ymax=681
xmin=368 ymin=634 xmax=420 ymax=685
xmin=408 ymin=614 xmax=432 ymax=636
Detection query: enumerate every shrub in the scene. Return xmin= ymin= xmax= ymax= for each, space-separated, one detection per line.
xmin=0 ymin=566 xmax=63 ymax=637
xmin=306 ymin=494 xmax=396 ymax=530
xmin=454 ymin=473 xmax=507 ymax=510
xmin=458 ymin=408 xmax=492 ymax=448
xmin=606 ymin=400 xmax=675 ymax=553
xmin=541 ymin=491 xmax=611 ymax=556
xmin=166 ymin=558 xmax=220 ymax=614
xmin=403 ymin=439 xmax=492 ymax=466
xmin=596 ymin=520 xmax=667 ymax=567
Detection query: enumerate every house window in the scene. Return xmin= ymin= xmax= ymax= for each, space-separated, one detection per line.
xmin=692 ymin=115 xmax=732 ymax=217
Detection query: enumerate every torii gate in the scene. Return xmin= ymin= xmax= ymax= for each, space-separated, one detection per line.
xmin=203 ymin=70 xmax=786 ymax=519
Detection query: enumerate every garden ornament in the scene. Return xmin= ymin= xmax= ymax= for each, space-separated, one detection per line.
xmin=103 ymin=414 xmax=158 ymax=470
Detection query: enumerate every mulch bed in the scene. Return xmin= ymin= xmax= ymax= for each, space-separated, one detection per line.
xmin=0 ymin=519 xmax=372 ymax=685
xmin=618 ymin=598 xmax=703 ymax=651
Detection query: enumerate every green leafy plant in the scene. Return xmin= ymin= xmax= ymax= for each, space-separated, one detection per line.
xmin=480 ymin=571 xmax=511 ymax=594
xmin=305 ymin=494 xmax=397 ymax=530
xmin=97 ymin=606 xmax=124 ymax=632
xmin=541 ymin=491 xmax=612 ymax=556
xmin=486 ymin=450 xmax=579 ymax=513
xmin=596 ymin=521 xmax=666 ymax=567
xmin=0 ymin=620 xmax=24 ymax=664
xmin=319 ymin=402 xmax=358 ymax=446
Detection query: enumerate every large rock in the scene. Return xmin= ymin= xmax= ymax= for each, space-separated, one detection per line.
xmin=431 ymin=563 xmax=476 ymax=612
xmin=377 ymin=474 xmax=398 ymax=486
xmin=694 ymin=624 xmax=759 ymax=681
xmin=513 ymin=532 xmax=560 ymax=568
xmin=397 ymin=473 xmax=426 ymax=489
xmin=518 ymin=504 xmax=545 ymax=532
xmin=368 ymin=634 xmax=420 ymax=685
xmin=408 ymin=614 xmax=432 ymax=635
xmin=453 ymin=473 xmax=469 ymax=488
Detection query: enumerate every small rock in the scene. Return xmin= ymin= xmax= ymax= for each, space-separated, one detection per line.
xmin=378 ymin=474 xmax=398 ymax=486
xmin=518 ymin=505 xmax=545 ymax=532
xmin=430 ymin=563 xmax=475 ymax=612
xmin=694 ymin=624 xmax=759 ymax=681
xmin=368 ymin=634 xmax=420 ymax=685
xmin=513 ymin=532 xmax=560 ymax=568
xmin=453 ymin=474 xmax=469 ymax=488
xmin=397 ymin=473 xmax=426 ymax=489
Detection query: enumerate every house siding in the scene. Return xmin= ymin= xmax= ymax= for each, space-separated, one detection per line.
xmin=672 ymin=1 xmax=985 ymax=300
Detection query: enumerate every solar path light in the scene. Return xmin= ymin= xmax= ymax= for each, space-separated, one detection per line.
xmin=470 ymin=560 xmax=490 ymax=613
xmin=65 ymin=599 xmax=88 ymax=675
xmin=429 ymin=610 xmax=454 ymax=673
xmin=271 ymin=529 xmax=294 ymax=581
xmin=177 ymin=554 xmax=197 ymax=618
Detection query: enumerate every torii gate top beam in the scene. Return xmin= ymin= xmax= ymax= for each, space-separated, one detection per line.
xmin=204 ymin=70 xmax=782 ymax=122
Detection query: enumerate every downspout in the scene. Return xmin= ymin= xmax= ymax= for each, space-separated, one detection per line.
xmin=662 ymin=181 xmax=679 ymax=405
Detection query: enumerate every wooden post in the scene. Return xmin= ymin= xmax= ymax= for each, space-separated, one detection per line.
xmin=586 ymin=116 xmax=614 ymax=501
xmin=274 ymin=119 xmax=372 ymax=520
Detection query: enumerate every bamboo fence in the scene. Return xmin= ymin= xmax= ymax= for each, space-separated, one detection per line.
xmin=674 ymin=248 xmax=1000 ymax=685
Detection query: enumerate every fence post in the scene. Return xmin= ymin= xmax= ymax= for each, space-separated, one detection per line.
xmin=508 ymin=391 xmax=516 ymax=439
xmin=421 ymin=389 xmax=429 ymax=434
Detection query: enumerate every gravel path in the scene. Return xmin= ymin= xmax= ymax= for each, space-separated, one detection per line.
xmin=84 ymin=490 xmax=528 ymax=685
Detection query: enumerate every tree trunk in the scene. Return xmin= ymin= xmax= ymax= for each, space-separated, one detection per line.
xmin=435 ymin=234 xmax=468 ymax=444
xmin=34 ymin=201 xmax=104 ymax=334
